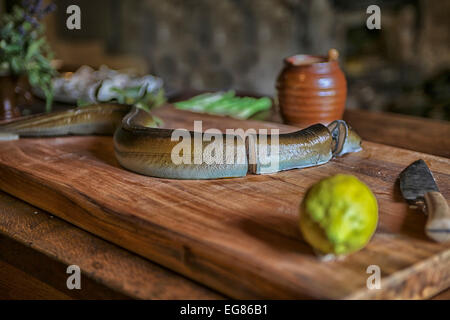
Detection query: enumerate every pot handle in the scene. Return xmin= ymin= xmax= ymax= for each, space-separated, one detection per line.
xmin=328 ymin=49 xmax=339 ymax=61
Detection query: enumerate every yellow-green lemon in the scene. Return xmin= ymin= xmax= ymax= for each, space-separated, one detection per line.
xmin=299 ymin=174 xmax=378 ymax=256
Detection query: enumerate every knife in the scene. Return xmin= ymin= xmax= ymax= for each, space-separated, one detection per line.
xmin=399 ymin=159 xmax=450 ymax=242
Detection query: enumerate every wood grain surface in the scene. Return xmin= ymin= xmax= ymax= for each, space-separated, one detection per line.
xmin=0 ymin=105 xmax=448 ymax=299
xmin=0 ymin=260 xmax=72 ymax=300
xmin=343 ymin=109 xmax=450 ymax=158
xmin=0 ymin=191 xmax=222 ymax=299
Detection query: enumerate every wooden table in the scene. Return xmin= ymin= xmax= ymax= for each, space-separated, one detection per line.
xmin=0 ymin=99 xmax=449 ymax=299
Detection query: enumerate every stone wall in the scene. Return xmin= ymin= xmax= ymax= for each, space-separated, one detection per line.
xmin=47 ymin=0 xmax=450 ymax=119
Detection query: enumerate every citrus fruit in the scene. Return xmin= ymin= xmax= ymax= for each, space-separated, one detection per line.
xmin=299 ymin=174 xmax=378 ymax=256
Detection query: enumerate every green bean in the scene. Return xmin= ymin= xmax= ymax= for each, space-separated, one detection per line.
xmin=174 ymin=91 xmax=271 ymax=119
xmin=235 ymin=98 xmax=271 ymax=119
xmin=175 ymin=92 xmax=226 ymax=110
xmin=206 ymin=97 xmax=243 ymax=114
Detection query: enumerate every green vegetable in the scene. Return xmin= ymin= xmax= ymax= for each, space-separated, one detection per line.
xmin=235 ymin=97 xmax=272 ymax=119
xmin=109 ymin=85 xmax=166 ymax=113
xmin=176 ymin=91 xmax=234 ymax=112
xmin=174 ymin=91 xmax=272 ymax=119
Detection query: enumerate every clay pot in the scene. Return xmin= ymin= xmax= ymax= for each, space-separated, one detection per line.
xmin=276 ymin=49 xmax=347 ymax=127
xmin=0 ymin=75 xmax=34 ymax=121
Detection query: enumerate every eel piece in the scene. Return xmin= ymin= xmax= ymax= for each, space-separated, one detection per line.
xmin=0 ymin=105 xmax=362 ymax=180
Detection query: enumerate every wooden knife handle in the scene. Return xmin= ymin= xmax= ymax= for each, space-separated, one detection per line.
xmin=424 ymin=191 xmax=450 ymax=242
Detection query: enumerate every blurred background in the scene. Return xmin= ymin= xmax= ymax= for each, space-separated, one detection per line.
xmin=2 ymin=0 xmax=450 ymax=120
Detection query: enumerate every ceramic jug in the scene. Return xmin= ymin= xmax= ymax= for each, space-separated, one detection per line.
xmin=276 ymin=49 xmax=347 ymax=127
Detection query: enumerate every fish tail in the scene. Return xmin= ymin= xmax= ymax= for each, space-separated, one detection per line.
xmin=0 ymin=132 xmax=19 ymax=141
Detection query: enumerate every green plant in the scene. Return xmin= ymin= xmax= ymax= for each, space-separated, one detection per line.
xmin=0 ymin=0 xmax=56 ymax=111
xmin=109 ymin=86 xmax=166 ymax=113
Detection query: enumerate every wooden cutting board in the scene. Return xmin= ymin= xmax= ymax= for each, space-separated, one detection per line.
xmin=0 ymin=105 xmax=449 ymax=299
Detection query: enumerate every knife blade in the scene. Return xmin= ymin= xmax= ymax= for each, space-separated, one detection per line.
xmin=400 ymin=159 xmax=439 ymax=202
xmin=399 ymin=159 xmax=450 ymax=242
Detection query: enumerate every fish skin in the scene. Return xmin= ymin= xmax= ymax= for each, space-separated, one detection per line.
xmin=0 ymin=104 xmax=130 ymax=136
xmin=0 ymin=132 xmax=19 ymax=141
